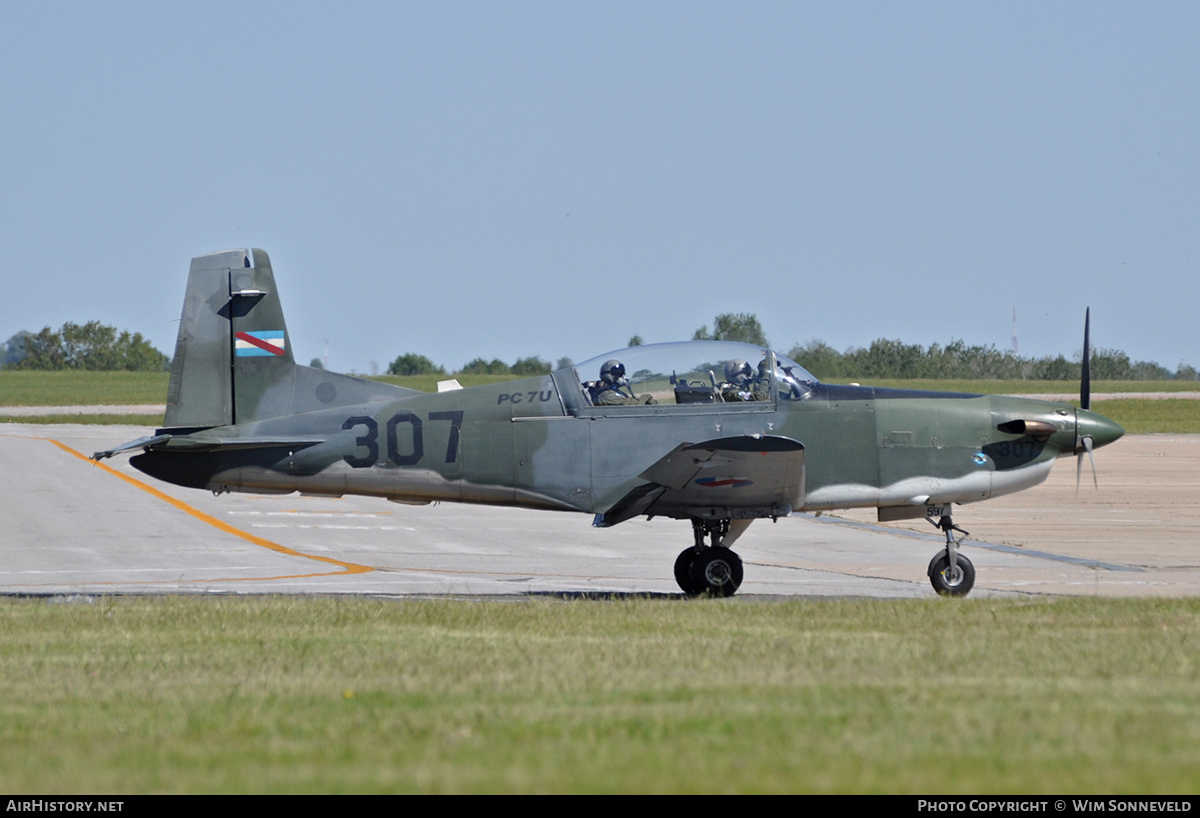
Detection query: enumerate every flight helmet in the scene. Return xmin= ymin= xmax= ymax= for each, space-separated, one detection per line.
xmin=600 ymin=360 xmax=626 ymax=384
xmin=725 ymin=359 xmax=752 ymax=385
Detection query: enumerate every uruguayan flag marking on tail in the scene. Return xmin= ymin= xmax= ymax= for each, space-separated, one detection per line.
xmin=235 ymin=330 xmax=286 ymax=357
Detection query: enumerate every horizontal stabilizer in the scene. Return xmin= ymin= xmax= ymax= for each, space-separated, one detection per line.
xmin=93 ymin=434 xmax=324 ymax=460
xmin=92 ymin=435 xmax=172 ymax=461
xmin=156 ymin=436 xmax=326 ymax=452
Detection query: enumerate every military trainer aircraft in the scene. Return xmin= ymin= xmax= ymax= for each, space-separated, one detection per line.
xmin=95 ymin=248 xmax=1124 ymax=597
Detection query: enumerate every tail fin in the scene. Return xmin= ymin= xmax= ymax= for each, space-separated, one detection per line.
xmin=164 ymin=248 xmax=294 ymax=428
xmin=164 ymin=248 xmax=414 ymax=430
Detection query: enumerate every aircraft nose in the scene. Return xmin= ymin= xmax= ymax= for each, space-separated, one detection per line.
xmin=1077 ymin=409 xmax=1124 ymax=450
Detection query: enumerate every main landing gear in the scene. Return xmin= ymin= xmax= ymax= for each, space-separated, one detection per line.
xmin=926 ymin=509 xmax=975 ymax=597
xmin=675 ymin=518 xmax=744 ymax=597
xmin=672 ymin=509 xmax=976 ymax=598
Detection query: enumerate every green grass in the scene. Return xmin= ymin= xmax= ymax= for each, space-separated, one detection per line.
xmin=3 ymin=372 xmax=1197 ymax=433
xmin=1090 ymin=399 xmax=1200 ymax=434
xmin=0 ymin=371 xmax=170 ymax=405
xmin=829 ymin=378 xmax=1200 ymax=394
xmin=0 ymin=370 xmax=525 ymax=406
xmin=0 ymin=595 xmax=1198 ymax=793
xmin=1 ymin=413 xmax=163 ymax=425
xmin=5 ymin=372 xmax=1196 ymax=406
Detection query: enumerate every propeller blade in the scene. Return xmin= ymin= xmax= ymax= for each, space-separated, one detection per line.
xmin=1081 ymin=307 xmax=1091 ymax=411
xmin=1076 ymin=436 xmax=1097 ymax=495
xmin=1075 ymin=311 xmax=1104 ymax=496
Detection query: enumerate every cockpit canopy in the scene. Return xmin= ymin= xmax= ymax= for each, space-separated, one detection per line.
xmin=568 ymin=341 xmax=817 ymax=407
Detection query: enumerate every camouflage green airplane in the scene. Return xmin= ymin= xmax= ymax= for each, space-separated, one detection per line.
xmin=95 ymin=248 xmax=1124 ymax=597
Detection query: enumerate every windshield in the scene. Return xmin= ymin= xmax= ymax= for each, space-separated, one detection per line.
xmin=569 ymin=341 xmax=817 ymax=406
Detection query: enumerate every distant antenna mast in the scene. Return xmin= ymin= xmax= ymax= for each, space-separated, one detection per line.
xmin=1011 ymin=308 xmax=1018 ymax=355
xmin=323 ymin=339 xmax=329 ymax=370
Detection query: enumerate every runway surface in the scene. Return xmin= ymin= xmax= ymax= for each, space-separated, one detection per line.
xmin=2 ymin=424 xmax=1197 ymax=599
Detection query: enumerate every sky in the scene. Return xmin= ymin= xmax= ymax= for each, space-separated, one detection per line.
xmin=2 ymin=1 xmax=1197 ymax=376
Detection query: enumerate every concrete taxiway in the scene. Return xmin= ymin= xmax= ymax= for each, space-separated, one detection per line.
xmin=1 ymin=423 xmax=1197 ymax=598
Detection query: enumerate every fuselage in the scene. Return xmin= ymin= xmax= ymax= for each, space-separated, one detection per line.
xmin=131 ymin=366 xmax=1124 ymax=522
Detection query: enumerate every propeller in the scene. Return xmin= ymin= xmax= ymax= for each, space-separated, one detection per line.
xmin=1077 ymin=307 xmax=1097 ymax=494
xmin=1081 ymin=307 xmax=1091 ymax=411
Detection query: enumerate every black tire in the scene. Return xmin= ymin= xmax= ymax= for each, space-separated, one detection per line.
xmin=928 ymin=553 xmax=975 ymax=597
xmin=674 ymin=546 xmax=707 ymax=596
xmin=689 ymin=546 xmax=744 ymax=598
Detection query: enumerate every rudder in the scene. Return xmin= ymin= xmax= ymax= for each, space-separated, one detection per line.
xmin=164 ymin=248 xmax=295 ymax=428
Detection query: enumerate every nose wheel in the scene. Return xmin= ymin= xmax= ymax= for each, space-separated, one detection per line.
xmin=926 ymin=510 xmax=975 ymax=597
xmin=928 ymin=552 xmax=975 ymax=596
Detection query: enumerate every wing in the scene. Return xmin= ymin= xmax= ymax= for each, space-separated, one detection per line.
xmin=597 ymin=435 xmax=805 ymax=527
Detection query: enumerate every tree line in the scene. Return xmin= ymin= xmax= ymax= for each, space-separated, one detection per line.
xmin=690 ymin=312 xmax=1196 ymax=382
xmin=787 ymin=338 xmax=1197 ymax=382
xmin=2 ymin=323 xmax=168 ymax=372
xmin=4 ymin=314 xmax=1195 ymax=382
xmin=385 ymin=353 xmax=572 ymax=377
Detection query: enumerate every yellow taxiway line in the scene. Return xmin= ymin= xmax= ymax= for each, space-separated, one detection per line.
xmin=46 ymin=437 xmax=374 ymax=581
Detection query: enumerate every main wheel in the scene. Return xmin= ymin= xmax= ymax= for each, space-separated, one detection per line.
xmin=674 ymin=546 xmax=707 ymax=596
xmin=928 ymin=552 xmax=975 ymax=597
xmin=689 ymin=546 xmax=744 ymax=597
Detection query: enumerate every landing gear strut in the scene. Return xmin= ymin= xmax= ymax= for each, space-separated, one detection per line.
xmin=926 ymin=509 xmax=975 ymax=597
xmin=674 ymin=518 xmax=744 ymax=597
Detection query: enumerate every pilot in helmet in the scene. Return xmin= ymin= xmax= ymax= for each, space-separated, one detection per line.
xmin=726 ymin=359 xmax=752 ymax=386
xmin=720 ymin=359 xmax=754 ymax=401
xmin=593 ymin=359 xmax=655 ymax=405
xmin=751 ymin=356 xmax=773 ymax=401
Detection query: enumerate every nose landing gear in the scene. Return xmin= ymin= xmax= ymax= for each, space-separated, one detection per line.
xmin=927 ymin=509 xmax=975 ymax=597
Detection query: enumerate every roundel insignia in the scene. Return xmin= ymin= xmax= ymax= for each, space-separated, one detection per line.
xmin=972 ymin=452 xmax=988 ymax=467
xmin=695 ymin=477 xmax=754 ymax=489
